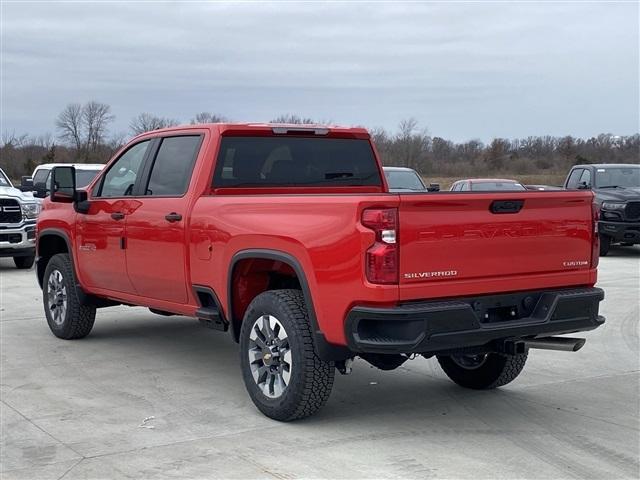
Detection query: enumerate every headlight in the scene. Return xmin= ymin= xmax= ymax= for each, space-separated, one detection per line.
xmin=602 ymin=202 xmax=626 ymax=210
xmin=21 ymin=202 xmax=41 ymax=219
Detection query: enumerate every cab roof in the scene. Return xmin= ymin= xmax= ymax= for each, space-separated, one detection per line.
xmin=131 ymin=123 xmax=370 ymax=140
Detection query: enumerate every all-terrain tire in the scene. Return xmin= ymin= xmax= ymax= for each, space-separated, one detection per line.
xmin=599 ymin=234 xmax=611 ymax=256
xmin=239 ymin=289 xmax=335 ymax=421
xmin=13 ymin=255 xmax=35 ymax=269
xmin=437 ymin=352 xmax=528 ymax=389
xmin=43 ymin=253 xmax=96 ymax=339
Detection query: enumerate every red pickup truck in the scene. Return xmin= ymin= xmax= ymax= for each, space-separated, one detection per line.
xmin=36 ymin=123 xmax=605 ymax=421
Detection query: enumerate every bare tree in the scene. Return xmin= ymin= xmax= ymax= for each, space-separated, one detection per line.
xmin=1 ymin=131 xmax=30 ymax=148
xmin=108 ymin=132 xmax=129 ymax=151
xmin=55 ymin=102 xmax=114 ymax=161
xmin=55 ymin=103 xmax=83 ymax=153
xmin=130 ymin=113 xmax=179 ymax=135
xmin=270 ymin=114 xmax=316 ymax=124
xmin=83 ymin=101 xmax=114 ymax=155
xmin=394 ymin=118 xmax=430 ymax=171
xmin=190 ymin=112 xmax=227 ymax=124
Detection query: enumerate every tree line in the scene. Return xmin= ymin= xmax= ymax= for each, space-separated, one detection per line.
xmin=1 ymin=102 xmax=638 ymax=182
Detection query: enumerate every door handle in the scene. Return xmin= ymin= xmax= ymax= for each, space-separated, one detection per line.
xmin=111 ymin=212 xmax=125 ymax=220
xmin=165 ymin=212 xmax=182 ymax=223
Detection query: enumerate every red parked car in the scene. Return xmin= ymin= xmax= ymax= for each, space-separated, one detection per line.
xmin=36 ymin=123 xmax=604 ymax=421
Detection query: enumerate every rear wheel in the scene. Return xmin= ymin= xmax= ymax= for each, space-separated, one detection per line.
xmin=599 ymin=234 xmax=611 ymax=256
xmin=13 ymin=255 xmax=35 ymax=269
xmin=239 ymin=289 xmax=335 ymax=421
xmin=437 ymin=352 xmax=528 ymax=389
xmin=43 ymin=253 xmax=96 ymax=339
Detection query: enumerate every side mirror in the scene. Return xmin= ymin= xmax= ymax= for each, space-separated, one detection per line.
xmin=33 ymin=182 xmax=48 ymax=198
xmin=577 ymin=181 xmax=591 ymax=190
xmin=427 ymin=183 xmax=440 ymax=192
xmin=51 ymin=166 xmax=76 ymax=203
xmin=20 ymin=176 xmax=33 ymax=191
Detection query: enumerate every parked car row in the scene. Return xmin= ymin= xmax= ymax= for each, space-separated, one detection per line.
xmin=383 ymin=164 xmax=640 ymax=255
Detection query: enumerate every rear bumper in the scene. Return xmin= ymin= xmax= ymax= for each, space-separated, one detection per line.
xmin=599 ymin=220 xmax=640 ymax=243
xmin=345 ymin=287 xmax=605 ymax=355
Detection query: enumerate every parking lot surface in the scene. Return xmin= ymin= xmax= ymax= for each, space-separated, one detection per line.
xmin=1 ymin=249 xmax=639 ymax=479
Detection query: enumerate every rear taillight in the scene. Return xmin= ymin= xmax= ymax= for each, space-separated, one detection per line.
xmin=591 ymin=202 xmax=600 ymax=268
xmin=362 ymin=208 xmax=398 ymax=284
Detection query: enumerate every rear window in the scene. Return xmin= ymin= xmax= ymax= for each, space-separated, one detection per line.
xmin=471 ymin=182 xmax=526 ymax=191
xmin=212 ymin=136 xmax=382 ymax=188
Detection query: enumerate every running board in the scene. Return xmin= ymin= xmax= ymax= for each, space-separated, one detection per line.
xmin=196 ymin=307 xmax=228 ymax=332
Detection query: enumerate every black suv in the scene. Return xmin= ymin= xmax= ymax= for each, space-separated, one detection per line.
xmin=564 ymin=164 xmax=640 ymax=255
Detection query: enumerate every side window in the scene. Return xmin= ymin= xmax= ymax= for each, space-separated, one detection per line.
xmin=579 ymin=169 xmax=591 ymax=187
xmin=145 ymin=136 xmax=202 ymax=196
xmin=33 ymin=169 xmax=50 ymax=185
xmin=461 ymin=182 xmax=470 ymax=191
xmin=566 ymin=169 xmax=583 ymax=189
xmin=98 ymin=140 xmax=150 ymax=197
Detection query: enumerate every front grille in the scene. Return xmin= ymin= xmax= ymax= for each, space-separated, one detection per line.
xmin=0 ymin=199 xmax=22 ymax=224
xmin=625 ymin=202 xmax=640 ymax=221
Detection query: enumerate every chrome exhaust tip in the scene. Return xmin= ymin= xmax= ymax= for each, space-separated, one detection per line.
xmin=525 ymin=337 xmax=586 ymax=352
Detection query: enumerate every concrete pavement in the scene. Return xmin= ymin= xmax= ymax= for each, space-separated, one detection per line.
xmin=1 ymin=247 xmax=638 ymax=479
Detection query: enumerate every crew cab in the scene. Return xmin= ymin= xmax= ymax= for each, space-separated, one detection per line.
xmin=564 ymin=164 xmax=640 ymax=255
xmin=36 ymin=124 xmax=605 ymax=421
xmin=1 ymin=167 xmax=39 ymax=268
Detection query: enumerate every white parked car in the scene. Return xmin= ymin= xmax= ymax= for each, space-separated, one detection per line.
xmin=25 ymin=163 xmax=105 ymax=197
xmin=383 ymin=166 xmax=439 ymax=192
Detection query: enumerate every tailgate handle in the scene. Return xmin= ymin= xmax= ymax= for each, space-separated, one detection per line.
xmin=490 ymin=200 xmax=524 ymax=214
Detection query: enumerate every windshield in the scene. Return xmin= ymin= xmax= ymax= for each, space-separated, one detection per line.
xmin=76 ymin=169 xmax=101 ymax=188
xmin=384 ymin=170 xmax=426 ymax=190
xmin=0 ymin=170 xmax=11 ymax=187
xmin=595 ymin=167 xmax=640 ymax=188
xmin=213 ymin=136 xmax=382 ymax=188
xmin=471 ymin=182 xmax=526 ymax=191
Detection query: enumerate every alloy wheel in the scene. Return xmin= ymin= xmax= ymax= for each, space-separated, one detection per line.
xmin=248 ymin=315 xmax=292 ymax=398
xmin=47 ymin=269 xmax=67 ymax=326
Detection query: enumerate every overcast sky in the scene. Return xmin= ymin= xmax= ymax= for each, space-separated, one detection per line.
xmin=1 ymin=1 xmax=638 ymax=142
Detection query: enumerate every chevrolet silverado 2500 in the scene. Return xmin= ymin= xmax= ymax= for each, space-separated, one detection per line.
xmin=36 ymin=123 xmax=605 ymax=421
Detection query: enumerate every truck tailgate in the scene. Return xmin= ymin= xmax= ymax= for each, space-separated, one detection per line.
xmin=398 ymin=191 xmax=596 ymax=301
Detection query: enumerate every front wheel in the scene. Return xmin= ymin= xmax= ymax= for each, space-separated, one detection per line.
xmin=13 ymin=255 xmax=35 ymax=269
xmin=239 ymin=289 xmax=335 ymax=421
xmin=43 ymin=253 xmax=96 ymax=339
xmin=437 ymin=352 xmax=528 ymax=389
